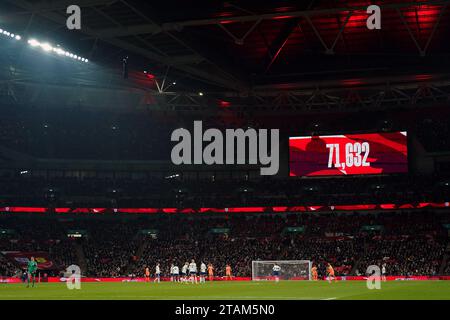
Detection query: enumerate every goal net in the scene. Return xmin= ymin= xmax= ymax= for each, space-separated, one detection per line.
xmin=252 ymin=260 xmax=312 ymax=281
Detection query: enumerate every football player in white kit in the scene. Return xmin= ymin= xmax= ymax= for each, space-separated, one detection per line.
xmin=154 ymin=263 xmax=161 ymax=283
xmin=181 ymin=262 xmax=189 ymax=283
xmin=173 ymin=264 xmax=180 ymax=282
xmin=382 ymin=263 xmax=387 ymax=282
xmin=199 ymin=262 xmax=207 ymax=283
xmin=170 ymin=264 xmax=175 ymax=282
xmin=189 ymin=259 xmax=198 ymax=284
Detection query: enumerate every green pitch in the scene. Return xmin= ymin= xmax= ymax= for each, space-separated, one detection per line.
xmin=1 ymin=281 xmax=449 ymax=300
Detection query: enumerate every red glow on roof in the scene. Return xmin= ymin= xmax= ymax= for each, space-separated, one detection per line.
xmin=219 ymin=100 xmax=231 ymax=108
xmin=219 ymin=19 xmax=235 ymax=24
xmin=402 ymin=5 xmax=440 ymax=26
xmin=347 ymin=11 xmax=368 ymax=28
xmin=274 ymin=7 xmax=295 ymax=12
xmin=272 ymin=15 xmax=294 ymax=20
xmin=216 ymin=11 xmax=234 ymax=17
xmin=341 ymin=79 xmax=364 ymax=86
xmin=414 ymin=74 xmax=433 ymax=81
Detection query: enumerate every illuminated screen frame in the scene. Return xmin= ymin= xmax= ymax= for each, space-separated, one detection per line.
xmin=289 ymin=131 xmax=408 ymax=177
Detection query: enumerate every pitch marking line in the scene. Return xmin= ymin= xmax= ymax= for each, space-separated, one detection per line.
xmin=0 ymin=295 xmax=338 ymax=300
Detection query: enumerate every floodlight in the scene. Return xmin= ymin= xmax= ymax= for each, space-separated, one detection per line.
xmin=41 ymin=43 xmax=53 ymax=51
xmin=28 ymin=39 xmax=40 ymax=46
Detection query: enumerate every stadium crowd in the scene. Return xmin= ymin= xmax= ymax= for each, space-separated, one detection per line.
xmin=0 ymin=210 xmax=448 ymax=279
xmin=79 ymin=220 xmax=141 ymax=277
xmin=0 ymin=173 xmax=448 ymax=209
xmin=0 ymin=217 xmax=78 ymax=277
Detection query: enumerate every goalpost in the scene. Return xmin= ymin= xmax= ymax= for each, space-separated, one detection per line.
xmin=252 ymin=260 xmax=312 ymax=281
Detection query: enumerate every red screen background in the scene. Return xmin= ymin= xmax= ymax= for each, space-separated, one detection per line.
xmin=289 ymin=132 xmax=408 ymax=177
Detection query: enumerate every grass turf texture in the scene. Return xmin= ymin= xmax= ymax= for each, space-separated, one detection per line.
xmin=1 ymin=281 xmax=449 ymax=300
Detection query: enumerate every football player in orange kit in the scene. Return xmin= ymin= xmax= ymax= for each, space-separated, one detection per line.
xmin=225 ymin=264 xmax=232 ymax=280
xmin=327 ymin=263 xmax=337 ymax=283
xmin=208 ymin=263 xmax=214 ymax=282
xmin=311 ymin=265 xmax=318 ymax=281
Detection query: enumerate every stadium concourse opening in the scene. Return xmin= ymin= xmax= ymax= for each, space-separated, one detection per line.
xmin=0 ymin=0 xmax=450 ymax=307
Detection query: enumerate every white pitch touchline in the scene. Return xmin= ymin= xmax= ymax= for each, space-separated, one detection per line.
xmin=103 ymin=295 xmax=327 ymax=300
xmin=0 ymin=295 xmax=335 ymax=300
xmin=166 ymin=296 xmax=325 ymax=300
xmin=322 ymin=297 xmax=337 ymax=300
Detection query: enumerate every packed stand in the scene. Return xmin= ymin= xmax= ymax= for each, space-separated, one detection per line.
xmin=0 ymin=210 xmax=448 ymax=278
xmin=0 ymin=216 xmax=78 ymax=277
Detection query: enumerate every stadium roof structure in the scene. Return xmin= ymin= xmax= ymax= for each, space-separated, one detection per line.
xmin=1 ymin=0 xmax=450 ymax=112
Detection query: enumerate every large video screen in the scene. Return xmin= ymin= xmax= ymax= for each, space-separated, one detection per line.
xmin=289 ymin=132 xmax=408 ymax=177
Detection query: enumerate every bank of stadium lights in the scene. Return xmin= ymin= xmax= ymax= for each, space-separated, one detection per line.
xmin=27 ymin=38 xmax=89 ymax=63
xmin=0 ymin=28 xmax=22 ymax=41
xmin=2 ymin=28 xmax=87 ymax=64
